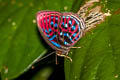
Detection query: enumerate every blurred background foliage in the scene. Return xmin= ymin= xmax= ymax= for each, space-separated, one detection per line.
xmin=0 ymin=0 xmax=120 ymax=80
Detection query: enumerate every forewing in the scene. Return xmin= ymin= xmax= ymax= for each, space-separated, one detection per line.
xmin=37 ymin=11 xmax=62 ymax=50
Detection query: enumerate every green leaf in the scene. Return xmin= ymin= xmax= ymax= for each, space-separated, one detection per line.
xmin=65 ymin=0 xmax=120 ymax=80
xmin=0 ymin=0 xmax=74 ymax=79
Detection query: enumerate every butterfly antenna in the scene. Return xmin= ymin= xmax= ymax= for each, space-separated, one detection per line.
xmin=37 ymin=51 xmax=56 ymax=62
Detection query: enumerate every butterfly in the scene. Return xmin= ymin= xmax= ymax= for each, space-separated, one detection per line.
xmin=36 ymin=11 xmax=86 ymax=62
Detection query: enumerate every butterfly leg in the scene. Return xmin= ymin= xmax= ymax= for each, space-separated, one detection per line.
xmin=56 ymin=54 xmax=58 ymax=65
xmin=56 ymin=52 xmax=72 ymax=62
xmin=70 ymin=46 xmax=81 ymax=48
xmin=64 ymin=54 xmax=72 ymax=62
xmin=65 ymin=53 xmax=72 ymax=62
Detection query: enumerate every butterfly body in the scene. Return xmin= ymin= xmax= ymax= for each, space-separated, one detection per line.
xmin=37 ymin=11 xmax=86 ymax=58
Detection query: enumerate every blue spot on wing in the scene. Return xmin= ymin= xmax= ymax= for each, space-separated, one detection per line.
xmin=73 ymin=33 xmax=77 ymax=37
xmin=64 ymin=33 xmax=67 ymax=36
xmin=64 ymin=33 xmax=70 ymax=37
xmin=63 ymin=16 xmax=65 ymax=18
xmin=66 ymin=16 xmax=69 ymax=18
xmin=64 ymin=40 xmax=69 ymax=45
xmin=72 ymin=25 xmax=76 ymax=30
xmin=51 ymin=41 xmax=61 ymax=48
xmin=45 ymin=29 xmax=48 ymax=33
xmin=49 ymin=35 xmax=56 ymax=41
xmin=50 ymin=22 xmax=54 ymax=25
xmin=49 ymin=28 xmax=52 ymax=32
xmin=69 ymin=21 xmax=72 ymax=24
xmin=54 ymin=23 xmax=57 ymax=27
xmin=60 ymin=32 xmax=62 ymax=35
xmin=51 ymin=16 xmax=54 ymax=19
xmin=46 ymin=35 xmax=50 ymax=37
xmin=69 ymin=37 xmax=73 ymax=42
xmin=78 ymin=25 xmax=81 ymax=31
xmin=62 ymin=22 xmax=64 ymax=25
xmin=65 ymin=24 xmax=67 ymax=28
xmin=55 ymin=17 xmax=58 ymax=20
